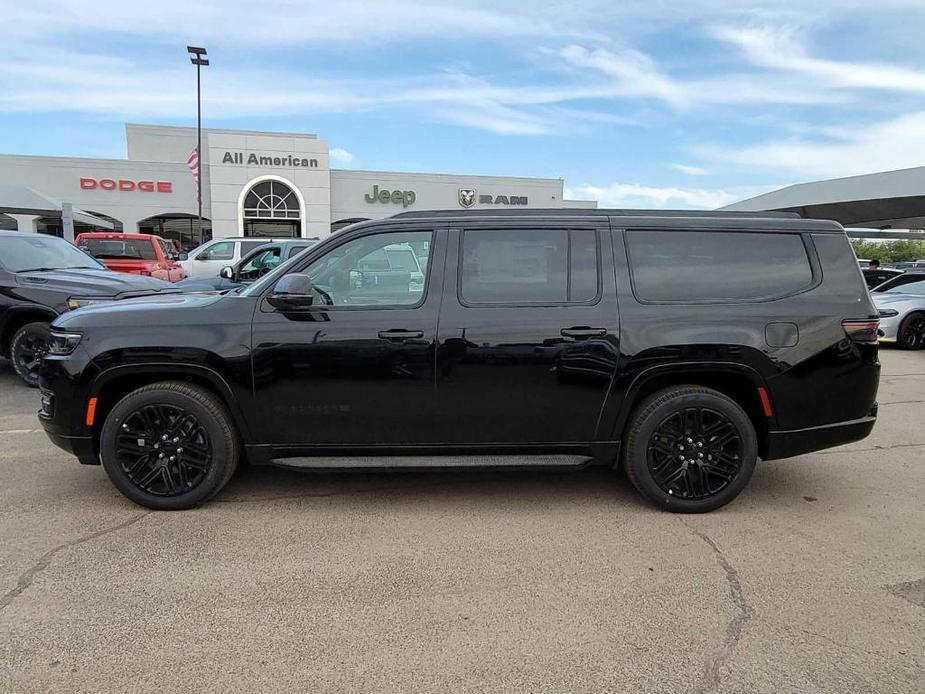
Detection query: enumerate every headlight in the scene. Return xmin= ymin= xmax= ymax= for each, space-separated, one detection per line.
xmin=67 ymin=297 xmax=104 ymax=310
xmin=48 ymin=331 xmax=82 ymax=355
xmin=878 ymin=308 xmax=900 ymax=318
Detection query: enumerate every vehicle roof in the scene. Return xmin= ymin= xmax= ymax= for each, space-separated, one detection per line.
xmin=382 ymin=208 xmax=845 ymax=232
xmin=76 ymin=232 xmax=162 ymax=241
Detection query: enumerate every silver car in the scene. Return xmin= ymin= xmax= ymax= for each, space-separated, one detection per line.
xmin=871 ymin=271 xmax=925 ymax=349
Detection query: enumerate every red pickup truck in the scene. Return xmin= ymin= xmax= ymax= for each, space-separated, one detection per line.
xmin=75 ymin=232 xmax=187 ymax=282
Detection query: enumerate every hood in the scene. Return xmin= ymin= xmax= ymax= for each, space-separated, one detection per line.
xmin=53 ymin=291 xmax=226 ymax=329
xmin=872 ymin=292 xmax=925 ymax=309
xmin=15 ymin=267 xmax=175 ymax=298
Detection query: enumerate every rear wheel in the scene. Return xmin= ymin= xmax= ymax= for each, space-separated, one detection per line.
xmin=623 ymin=386 xmax=758 ymax=513
xmin=897 ymin=312 xmax=925 ymax=350
xmin=10 ymin=321 xmax=51 ymax=387
xmin=99 ymin=382 xmax=239 ymax=510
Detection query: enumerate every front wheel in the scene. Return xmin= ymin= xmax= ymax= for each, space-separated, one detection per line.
xmin=99 ymin=382 xmax=240 ymax=510
xmin=10 ymin=321 xmax=51 ymax=387
xmin=623 ymin=386 xmax=758 ymax=513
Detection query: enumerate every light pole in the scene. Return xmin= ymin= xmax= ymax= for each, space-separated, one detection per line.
xmin=187 ymin=46 xmax=209 ymax=246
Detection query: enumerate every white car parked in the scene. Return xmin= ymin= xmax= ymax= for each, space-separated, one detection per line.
xmin=179 ymin=237 xmax=291 ymax=278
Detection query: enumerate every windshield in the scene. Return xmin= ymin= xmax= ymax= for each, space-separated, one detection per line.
xmin=874 ymin=275 xmax=925 ymax=296
xmin=0 ymin=234 xmax=104 ymax=272
xmin=79 ymin=238 xmax=157 ymax=260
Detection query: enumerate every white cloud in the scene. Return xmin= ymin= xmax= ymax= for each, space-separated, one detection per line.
xmin=329 ymin=148 xmax=355 ymax=165
xmin=565 ymin=182 xmax=740 ymax=210
xmin=710 ymin=24 xmax=925 ymax=93
xmin=671 ymin=163 xmax=709 ymax=175
xmin=703 ymin=111 xmax=925 ymax=179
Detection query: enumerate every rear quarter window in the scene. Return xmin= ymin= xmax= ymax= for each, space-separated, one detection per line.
xmin=626 ymin=229 xmax=814 ymax=303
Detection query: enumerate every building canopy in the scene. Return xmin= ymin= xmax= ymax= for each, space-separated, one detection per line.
xmin=0 ymin=184 xmax=115 ymax=229
xmin=723 ymin=166 xmax=925 ymax=230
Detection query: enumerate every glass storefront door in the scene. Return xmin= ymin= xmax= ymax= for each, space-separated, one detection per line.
xmin=243 ymin=220 xmax=300 ymax=238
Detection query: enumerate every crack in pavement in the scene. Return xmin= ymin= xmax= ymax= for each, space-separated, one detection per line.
xmin=680 ymin=520 xmax=751 ymax=694
xmin=815 ymin=441 xmax=925 ymax=455
xmin=0 ymin=512 xmax=151 ymax=613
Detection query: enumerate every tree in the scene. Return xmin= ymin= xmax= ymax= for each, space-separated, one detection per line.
xmin=850 ymin=239 xmax=925 ymax=263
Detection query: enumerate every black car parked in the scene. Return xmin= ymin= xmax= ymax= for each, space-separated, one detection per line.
xmin=38 ymin=210 xmax=880 ymax=513
xmin=862 ymin=267 xmax=904 ymax=290
xmin=0 ymin=231 xmax=175 ymax=386
xmin=174 ymin=239 xmax=318 ymax=293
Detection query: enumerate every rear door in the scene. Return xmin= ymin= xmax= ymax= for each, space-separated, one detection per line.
xmin=434 ymin=222 xmax=620 ymax=445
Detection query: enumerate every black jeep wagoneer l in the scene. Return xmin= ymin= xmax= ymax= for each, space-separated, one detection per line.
xmin=38 ymin=210 xmax=880 ymax=512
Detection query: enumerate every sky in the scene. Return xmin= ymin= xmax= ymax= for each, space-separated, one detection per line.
xmin=3 ymin=0 xmax=925 ymax=209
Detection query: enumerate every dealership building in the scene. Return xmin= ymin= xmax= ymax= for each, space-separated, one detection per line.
xmin=0 ymin=123 xmax=595 ymax=249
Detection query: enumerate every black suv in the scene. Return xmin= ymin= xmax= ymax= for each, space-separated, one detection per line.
xmin=0 ymin=231 xmax=175 ymax=386
xmin=38 ymin=211 xmax=880 ymax=512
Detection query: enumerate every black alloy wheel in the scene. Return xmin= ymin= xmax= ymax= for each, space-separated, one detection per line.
xmin=10 ymin=321 xmax=51 ymax=387
xmin=115 ymin=404 xmax=213 ymax=496
xmin=647 ymin=407 xmax=742 ymax=500
xmin=100 ymin=382 xmax=239 ymax=510
xmin=898 ymin=313 xmax=925 ymax=350
xmin=623 ymin=385 xmax=758 ymax=513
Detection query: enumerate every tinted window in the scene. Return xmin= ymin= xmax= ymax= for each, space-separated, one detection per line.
xmin=79 ymin=238 xmax=157 ymax=260
xmin=627 ymin=230 xmax=812 ymax=302
xmin=460 ymin=229 xmax=599 ymax=305
xmin=301 ymin=231 xmax=432 ymax=307
xmin=287 ymin=243 xmax=314 ymax=259
xmin=240 ymin=241 xmax=266 ymax=254
xmin=875 ymin=275 xmax=925 ymax=296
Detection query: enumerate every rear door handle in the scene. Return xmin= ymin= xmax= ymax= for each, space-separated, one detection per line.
xmin=378 ymin=329 xmax=425 ymax=341
xmin=561 ymin=327 xmax=608 ymax=338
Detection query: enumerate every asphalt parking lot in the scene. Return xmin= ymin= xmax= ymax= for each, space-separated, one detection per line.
xmin=1 ymin=350 xmax=923 ymax=693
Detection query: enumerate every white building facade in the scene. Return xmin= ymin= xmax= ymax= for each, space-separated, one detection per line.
xmin=0 ymin=123 xmax=595 ymax=248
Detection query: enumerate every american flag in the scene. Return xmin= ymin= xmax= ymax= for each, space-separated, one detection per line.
xmin=187 ymin=147 xmax=200 ymax=183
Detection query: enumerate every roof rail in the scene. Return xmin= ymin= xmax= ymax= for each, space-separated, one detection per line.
xmin=390 ymin=208 xmax=802 ymax=219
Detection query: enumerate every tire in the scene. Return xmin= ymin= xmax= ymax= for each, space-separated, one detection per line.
xmin=10 ymin=321 xmax=51 ymax=387
xmin=897 ymin=312 xmax=925 ymax=350
xmin=623 ymin=386 xmax=758 ymax=513
xmin=99 ymin=381 xmax=240 ymax=510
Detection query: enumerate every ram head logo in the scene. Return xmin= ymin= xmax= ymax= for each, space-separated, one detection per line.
xmin=458 ymin=189 xmax=476 ymax=208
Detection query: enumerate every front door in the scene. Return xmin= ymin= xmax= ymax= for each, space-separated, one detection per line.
xmin=434 ymin=224 xmax=620 ymax=445
xmin=251 ymin=227 xmax=444 ymax=448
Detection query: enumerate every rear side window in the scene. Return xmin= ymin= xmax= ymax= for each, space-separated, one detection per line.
xmin=79 ymin=238 xmax=157 ymax=261
xmin=460 ymin=228 xmax=600 ymax=305
xmin=626 ymin=230 xmax=813 ymax=303
xmin=240 ymin=241 xmax=266 ymax=254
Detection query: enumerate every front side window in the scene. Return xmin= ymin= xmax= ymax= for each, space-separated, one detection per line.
xmin=300 ymin=231 xmax=432 ymax=307
xmin=460 ymin=228 xmax=599 ymax=305
xmin=198 ymin=241 xmax=234 ymax=261
xmin=627 ymin=230 xmax=813 ymax=303
xmin=239 ymin=247 xmax=282 ymax=279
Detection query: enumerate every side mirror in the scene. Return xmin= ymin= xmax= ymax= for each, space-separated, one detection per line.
xmin=267 ymin=273 xmax=315 ymax=309
xmin=178 ymin=252 xmax=189 ymax=261
xmin=219 ymin=266 xmax=234 ymax=280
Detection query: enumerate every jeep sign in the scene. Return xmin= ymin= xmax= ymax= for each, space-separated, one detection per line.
xmin=364 ymin=184 xmax=416 ymax=208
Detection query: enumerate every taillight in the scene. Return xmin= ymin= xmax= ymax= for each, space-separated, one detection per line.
xmin=842 ymin=319 xmax=879 ymax=344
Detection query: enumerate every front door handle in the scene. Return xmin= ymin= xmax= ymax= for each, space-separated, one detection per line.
xmin=378 ymin=329 xmax=425 ymax=341
xmin=561 ymin=327 xmax=608 ymax=338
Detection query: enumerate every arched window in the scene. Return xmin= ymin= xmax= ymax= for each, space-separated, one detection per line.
xmin=243 ymin=180 xmax=300 ymax=220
